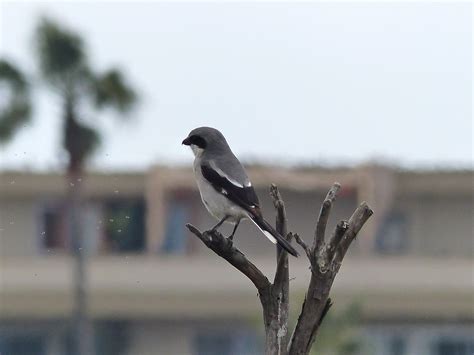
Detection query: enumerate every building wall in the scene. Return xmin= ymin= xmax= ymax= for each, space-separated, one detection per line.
xmin=127 ymin=321 xmax=194 ymax=355
xmin=394 ymin=194 xmax=473 ymax=257
xmin=126 ymin=319 xmax=261 ymax=355
xmin=2 ymin=176 xmax=472 ymax=259
xmin=1 ymin=167 xmax=472 ymax=355
xmin=2 ymin=168 xmax=473 ymax=259
xmin=0 ymin=198 xmax=39 ymax=257
xmin=2 ymin=318 xmax=472 ymax=355
xmin=364 ymin=322 xmax=474 ymax=355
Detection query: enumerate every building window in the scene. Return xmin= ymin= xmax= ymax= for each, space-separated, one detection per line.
xmin=40 ymin=202 xmax=68 ymax=251
xmin=39 ymin=198 xmax=145 ymax=254
xmin=194 ymin=330 xmax=259 ymax=355
xmin=95 ymin=321 xmax=130 ymax=355
xmin=195 ymin=333 xmax=233 ymax=355
xmin=162 ymin=190 xmax=196 ymax=254
xmin=389 ymin=336 xmax=406 ymax=355
xmin=375 ymin=211 xmax=408 ymax=254
xmin=103 ymin=199 xmax=146 ymax=253
xmin=434 ymin=338 xmax=474 ymax=355
xmin=0 ymin=335 xmax=46 ymax=355
xmin=162 ymin=198 xmax=191 ymax=254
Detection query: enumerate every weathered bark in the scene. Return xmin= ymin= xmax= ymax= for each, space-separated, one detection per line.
xmin=186 ymin=183 xmax=373 ymax=355
xmin=257 ymin=185 xmax=293 ymax=355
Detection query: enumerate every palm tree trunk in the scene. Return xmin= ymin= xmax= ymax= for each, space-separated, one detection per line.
xmin=64 ymin=96 xmax=94 ymax=355
xmin=68 ymin=166 xmax=94 ymax=355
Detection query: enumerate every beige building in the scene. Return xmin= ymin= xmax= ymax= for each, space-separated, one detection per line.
xmin=0 ymin=164 xmax=473 ymax=355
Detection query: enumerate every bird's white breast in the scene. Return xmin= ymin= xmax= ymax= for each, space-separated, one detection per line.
xmin=193 ymin=158 xmax=247 ymax=223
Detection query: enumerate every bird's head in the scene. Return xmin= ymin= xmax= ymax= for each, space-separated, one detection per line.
xmin=182 ymin=127 xmax=228 ymax=157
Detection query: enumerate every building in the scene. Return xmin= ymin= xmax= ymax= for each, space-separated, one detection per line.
xmin=0 ymin=164 xmax=473 ymax=355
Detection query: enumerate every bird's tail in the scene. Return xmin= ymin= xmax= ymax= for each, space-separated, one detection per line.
xmin=249 ymin=215 xmax=299 ymax=257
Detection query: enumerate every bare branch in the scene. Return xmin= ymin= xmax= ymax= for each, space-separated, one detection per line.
xmin=186 ymin=224 xmax=271 ymax=291
xmin=270 ymin=184 xmax=287 ymax=237
xmin=270 ymin=184 xmax=289 ymax=288
xmin=333 ymin=202 xmax=374 ymax=270
xmin=323 ymin=220 xmax=349 ymax=266
xmin=289 ymin=191 xmax=373 ymax=355
xmin=312 ymin=183 xmax=341 ymax=253
xmin=269 ymin=184 xmax=290 ymax=353
xmin=293 ymin=233 xmax=312 ymax=261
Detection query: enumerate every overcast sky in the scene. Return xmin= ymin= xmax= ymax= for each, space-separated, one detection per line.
xmin=0 ymin=1 xmax=472 ymax=171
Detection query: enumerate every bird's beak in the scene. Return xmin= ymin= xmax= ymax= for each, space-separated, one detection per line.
xmin=182 ymin=137 xmax=191 ymax=146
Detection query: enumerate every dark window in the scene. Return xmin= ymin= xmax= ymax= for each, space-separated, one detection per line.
xmin=162 ymin=198 xmax=191 ymax=254
xmin=103 ymin=199 xmax=146 ymax=253
xmin=194 ymin=330 xmax=259 ymax=355
xmin=0 ymin=335 xmax=46 ymax=355
xmin=434 ymin=338 xmax=474 ymax=355
xmin=40 ymin=202 xmax=68 ymax=251
xmin=62 ymin=320 xmax=129 ymax=355
xmin=195 ymin=333 xmax=233 ymax=355
xmin=95 ymin=321 xmax=130 ymax=355
xmin=389 ymin=336 xmax=406 ymax=355
xmin=375 ymin=211 xmax=408 ymax=254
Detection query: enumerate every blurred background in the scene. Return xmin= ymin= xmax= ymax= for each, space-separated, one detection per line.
xmin=0 ymin=1 xmax=472 ymax=355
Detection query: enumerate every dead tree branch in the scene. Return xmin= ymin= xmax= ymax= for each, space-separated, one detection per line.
xmin=289 ymin=184 xmax=373 ymax=354
xmin=270 ymin=184 xmax=290 ymax=353
xmin=186 ymin=224 xmax=271 ymax=291
xmin=186 ymin=183 xmax=373 ymax=355
xmin=312 ymin=183 xmax=340 ymax=254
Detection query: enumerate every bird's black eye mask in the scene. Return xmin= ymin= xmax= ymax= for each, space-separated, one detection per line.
xmin=184 ymin=135 xmax=207 ymax=149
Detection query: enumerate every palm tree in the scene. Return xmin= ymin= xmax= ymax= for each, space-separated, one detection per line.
xmin=35 ymin=18 xmax=136 ymax=175
xmin=0 ymin=60 xmax=32 ymax=142
xmin=1 ymin=18 xmax=137 ymax=355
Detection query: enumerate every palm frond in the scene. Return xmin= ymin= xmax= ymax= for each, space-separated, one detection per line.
xmin=35 ymin=17 xmax=88 ymax=91
xmin=93 ymin=69 xmax=137 ymax=114
xmin=0 ymin=59 xmax=32 ymax=143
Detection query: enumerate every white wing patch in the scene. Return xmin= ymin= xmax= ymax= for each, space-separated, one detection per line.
xmin=209 ymin=161 xmax=248 ymax=188
xmin=249 ymin=218 xmax=277 ymax=244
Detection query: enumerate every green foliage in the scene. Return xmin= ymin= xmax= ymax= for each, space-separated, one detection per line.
xmin=104 ymin=200 xmax=145 ymax=252
xmin=93 ymin=69 xmax=136 ymax=113
xmin=36 ymin=18 xmax=88 ymax=92
xmin=0 ymin=60 xmax=31 ymax=143
xmin=310 ymin=302 xmax=365 ymax=355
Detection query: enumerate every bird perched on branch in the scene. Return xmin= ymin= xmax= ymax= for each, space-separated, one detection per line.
xmin=182 ymin=126 xmax=298 ymax=257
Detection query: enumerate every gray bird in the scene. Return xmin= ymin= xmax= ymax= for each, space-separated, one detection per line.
xmin=182 ymin=127 xmax=299 ymax=257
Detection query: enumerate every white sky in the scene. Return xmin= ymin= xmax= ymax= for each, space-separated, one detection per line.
xmin=0 ymin=1 xmax=472 ymax=171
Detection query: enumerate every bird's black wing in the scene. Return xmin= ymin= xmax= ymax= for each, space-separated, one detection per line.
xmin=202 ymin=161 xmax=299 ymax=257
xmin=201 ymin=162 xmax=261 ymax=217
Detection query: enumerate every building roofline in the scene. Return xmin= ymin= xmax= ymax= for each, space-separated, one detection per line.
xmin=1 ymin=163 xmax=472 ymax=198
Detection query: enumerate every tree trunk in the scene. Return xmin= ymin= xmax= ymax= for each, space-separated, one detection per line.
xmin=68 ymin=168 xmax=94 ymax=355
xmin=60 ymin=92 xmax=94 ymax=355
xmin=264 ymin=185 xmax=291 ymax=354
xmin=68 ymin=167 xmax=94 ymax=355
